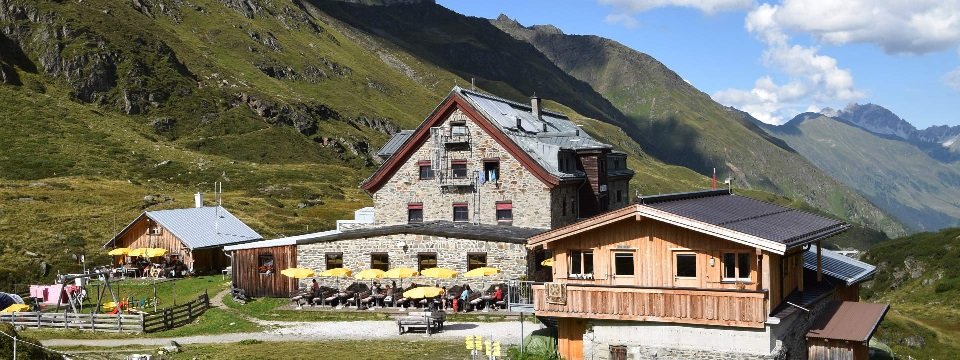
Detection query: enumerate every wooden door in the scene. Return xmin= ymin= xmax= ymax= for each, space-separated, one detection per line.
xmin=558 ymin=318 xmax=587 ymax=360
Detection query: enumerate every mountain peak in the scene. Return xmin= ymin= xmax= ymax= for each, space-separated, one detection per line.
xmin=825 ymin=103 xmax=917 ymax=140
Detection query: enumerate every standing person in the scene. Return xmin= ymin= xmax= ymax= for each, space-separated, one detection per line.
xmin=459 ymin=285 xmax=471 ymax=312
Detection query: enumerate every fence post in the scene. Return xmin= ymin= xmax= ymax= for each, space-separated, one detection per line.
xmin=36 ymin=312 xmax=40 ymax=329
xmin=12 ymin=335 xmax=15 ymax=360
xmin=140 ymin=313 xmax=145 ymax=333
xmin=187 ymin=302 xmax=193 ymax=320
xmin=62 ymin=311 xmax=67 ymax=330
xmin=90 ymin=312 xmax=94 ymax=331
xmin=118 ymin=313 xmax=123 ymax=333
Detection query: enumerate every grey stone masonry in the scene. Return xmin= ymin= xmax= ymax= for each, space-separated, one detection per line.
xmin=372 ymin=108 xmax=555 ymax=229
xmin=297 ymin=233 xmax=527 ymax=288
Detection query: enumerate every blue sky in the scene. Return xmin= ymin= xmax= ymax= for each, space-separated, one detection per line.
xmin=437 ymin=0 xmax=960 ymax=128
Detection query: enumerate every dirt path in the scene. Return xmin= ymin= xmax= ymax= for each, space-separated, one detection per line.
xmin=41 ymin=320 xmax=538 ymax=348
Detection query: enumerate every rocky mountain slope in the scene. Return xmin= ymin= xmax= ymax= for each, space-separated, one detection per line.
xmin=0 ymin=0 xmax=709 ymax=286
xmin=825 ymin=103 xmax=960 ymax=162
xmin=492 ymin=15 xmax=905 ymax=237
xmin=761 ymin=113 xmax=960 ymax=231
xmin=862 ymin=227 xmax=960 ymax=359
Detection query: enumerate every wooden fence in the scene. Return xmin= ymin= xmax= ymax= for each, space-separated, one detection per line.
xmin=0 ymin=291 xmax=210 ymax=333
xmin=142 ymin=291 xmax=210 ymax=333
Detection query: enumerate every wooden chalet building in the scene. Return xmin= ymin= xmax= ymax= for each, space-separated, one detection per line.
xmin=105 ymin=204 xmax=262 ymax=274
xmin=527 ymin=189 xmax=886 ymax=360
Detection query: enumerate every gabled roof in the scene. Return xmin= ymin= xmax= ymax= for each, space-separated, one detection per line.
xmin=298 ymin=221 xmax=545 ymax=245
xmin=528 ymin=190 xmax=848 ymax=255
xmin=362 ymin=87 xmax=623 ymax=192
xmin=803 ymin=249 xmax=876 ymax=286
xmin=105 ymin=206 xmax=263 ymax=250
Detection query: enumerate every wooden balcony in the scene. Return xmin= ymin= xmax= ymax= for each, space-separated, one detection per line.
xmin=533 ymin=284 xmax=768 ymax=328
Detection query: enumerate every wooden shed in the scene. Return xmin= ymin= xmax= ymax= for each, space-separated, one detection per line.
xmin=104 ymin=206 xmax=262 ymax=274
xmin=224 ymin=230 xmax=337 ymax=298
xmin=807 ymin=301 xmax=889 ymax=360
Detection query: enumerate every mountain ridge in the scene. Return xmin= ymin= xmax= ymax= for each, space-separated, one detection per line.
xmin=823 ymin=103 xmax=960 ymax=162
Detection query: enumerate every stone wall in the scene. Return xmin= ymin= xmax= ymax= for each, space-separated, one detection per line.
xmin=372 ymin=108 xmax=553 ymax=228
xmin=549 ymin=183 xmax=580 ymax=228
xmin=608 ymin=179 xmax=631 ymax=210
xmin=297 ymin=233 xmax=528 ymax=288
xmin=584 ymin=320 xmax=778 ymax=360
xmin=771 ymin=294 xmax=837 ymax=360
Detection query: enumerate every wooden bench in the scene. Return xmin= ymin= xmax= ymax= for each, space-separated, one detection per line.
xmin=396 ymin=311 xmax=446 ymax=335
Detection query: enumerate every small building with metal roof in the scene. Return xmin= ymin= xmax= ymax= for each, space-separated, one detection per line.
xmin=104 ymin=205 xmax=262 ymax=274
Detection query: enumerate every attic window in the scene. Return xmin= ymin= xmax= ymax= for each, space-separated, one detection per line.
xmin=408 ymin=203 xmax=424 ymax=223
xmin=483 ymin=160 xmax=500 ymax=183
xmin=450 ymin=122 xmax=468 ymax=136
xmin=496 ymin=201 xmax=513 ymax=224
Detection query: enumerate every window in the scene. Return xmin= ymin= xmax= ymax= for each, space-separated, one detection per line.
xmin=483 ymin=160 xmax=500 ymax=183
xmin=453 ymin=202 xmax=469 ymax=222
xmin=675 ymin=253 xmax=697 ymax=278
xmin=616 ymin=190 xmax=623 ymax=203
xmin=561 ymin=200 xmax=567 ymax=216
xmin=496 ymin=202 xmax=513 ymax=224
xmin=467 ymin=253 xmax=487 ymax=271
xmin=418 ymin=161 xmax=434 ymax=180
xmin=258 ymin=254 xmax=274 ymax=275
xmin=613 ymin=252 xmax=634 ymax=276
xmin=325 ymin=253 xmax=343 ymax=270
xmin=568 ymin=250 xmax=594 ymax=279
xmin=451 ymin=159 xmax=468 ymax=178
xmin=450 ymin=122 xmax=468 ymax=136
xmin=371 ymin=253 xmax=389 ymax=272
xmin=722 ymin=252 xmax=752 ymax=281
xmin=408 ymin=203 xmax=423 ymax=223
xmin=418 ymin=253 xmax=437 ymax=272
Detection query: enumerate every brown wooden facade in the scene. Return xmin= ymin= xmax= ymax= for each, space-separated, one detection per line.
xmin=806 ymin=338 xmax=869 ymax=360
xmin=230 ymin=245 xmax=298 ymax=298
xmin=111 ymin=215 xmax=228 ymax=273
xmin=527 ymin=205 xmax=835 ymax=359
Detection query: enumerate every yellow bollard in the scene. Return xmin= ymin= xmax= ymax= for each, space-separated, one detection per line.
xmin=475 ymin=336 xmax=483 ymax=351
xmin=465 ymin=335 xmax=474 ymax=350
xmin=493 ymin=342 xmax=502 ymax=357
xmin=484 ymin=340 xmax=492 ymax=356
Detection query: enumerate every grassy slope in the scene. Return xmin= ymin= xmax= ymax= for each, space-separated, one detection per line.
xmin=861 ymin=228 xmax=960 ymax=358
xmin=491 ymin=18 xmax=906 ymax=239
xmin=763 ymin=114 xmax=960 ymax=232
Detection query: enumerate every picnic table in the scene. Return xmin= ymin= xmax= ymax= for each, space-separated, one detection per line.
xmin=397 ymin=310 xmax=446 ymax=335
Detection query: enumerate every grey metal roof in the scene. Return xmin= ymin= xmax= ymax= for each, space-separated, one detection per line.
xmin=143 ymin=206 xmax=262 ymax=249
xmin=376 ymin=130 xmax=414 ymax=158
xmin=803 ymin=248 xmax=876 ymax=286
xmin=297 ymin=221 xmax=545 ymax=245
xmin=639 ymin=190 xmax=848 ymax=247
xmin=456 ymin=88 xmax=618 ymax=179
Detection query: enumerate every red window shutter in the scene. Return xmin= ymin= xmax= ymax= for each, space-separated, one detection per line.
xmin=453 ymin=202 xmax=468 ymax=207
xmin=451 ymin=159 xmax=467 ymax=165
xmin=496 ymin=202 xmax=512 ymax=210
xmin=417 ymin=160 xmax=431 ymax=166
xmin=408 ymin=203 xmax=423 ymax=210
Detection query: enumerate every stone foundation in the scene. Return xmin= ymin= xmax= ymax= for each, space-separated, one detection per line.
xmin=584 ymin=321 xmax=779 ymax=360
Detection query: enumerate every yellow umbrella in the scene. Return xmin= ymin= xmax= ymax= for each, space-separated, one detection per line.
xmin=128 ymin=248 xmax=147 ymax=257
xmin=1 ymin=304 xmax=30 ymax=313
xmin=402 ymin=286 xmax=444 ymax=299
xmin=280 ymin=267 xmax=316 ymax=279
xmin=320 ymin=267 xmax=353 ymax=278
xmin=383 ymin=267 xmax=418 ymax=279
xmin=355 ymin=269 xmax=386 ymax=280
xmin=464 ymin=267 xmax=501 ymax=278
xmin=146 ymin=248 xmax=168 ymax=257
xmin=420 ymin=267 xmax=458 ymax=279
xmin=108 ymin=248 xmax=131 ymax=256
xmin=541 ymin=259 xmax=554 ymax=267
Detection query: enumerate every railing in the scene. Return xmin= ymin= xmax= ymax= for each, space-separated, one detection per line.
xmin=0 ymin=291 xmax=210 ymax=333
xmin=532 ymin=284 xmax=767 ymax=328
xmin=142 ymin=291 xmax=210 ymax=332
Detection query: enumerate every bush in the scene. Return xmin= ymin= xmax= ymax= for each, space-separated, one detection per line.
xmin=0 ymin=323 xmax=61 ymax=360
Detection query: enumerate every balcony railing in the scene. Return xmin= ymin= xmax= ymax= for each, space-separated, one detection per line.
xmin=532 ymin=284 xmax=767 ymax=328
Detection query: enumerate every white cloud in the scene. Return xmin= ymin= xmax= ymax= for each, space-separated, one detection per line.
xmin=712 ymin=3 xmax=865 ymax=124
xmin=599 ymin=0 xmax=754 ymax=14
xmin=604 ymin=13 xmax=640 ymax=28
xmin=944 ymin=67 xmax=960 ymax=91
xmin=766 ymin=0 xmax=960 ymax=55
xmin=599 ymin=0 xmax=753 ymax=28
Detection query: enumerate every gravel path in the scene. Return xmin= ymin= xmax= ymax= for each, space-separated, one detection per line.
xmin=41 ymin=320 xmax=539 ymax=348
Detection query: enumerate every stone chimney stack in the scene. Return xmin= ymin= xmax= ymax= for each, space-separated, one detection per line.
xmin=531 ymin=95 xmax=542 ymax=120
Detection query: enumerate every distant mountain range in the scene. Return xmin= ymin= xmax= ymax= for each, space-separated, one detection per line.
xmin=823 ymin=103 xmax=960 ymax=162
xmin=754 ymin=105 xmax=960 ymax=231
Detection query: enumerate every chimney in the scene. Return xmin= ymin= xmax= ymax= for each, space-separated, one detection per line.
xmin=194 ymin=192 xmax=203 ymax=208
xmin=531 ymin=95 xmax=542 ymax=120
